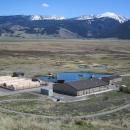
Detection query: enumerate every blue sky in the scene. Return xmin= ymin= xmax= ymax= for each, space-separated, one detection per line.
xmin=0 ymin=0 xmax=130 ymax=18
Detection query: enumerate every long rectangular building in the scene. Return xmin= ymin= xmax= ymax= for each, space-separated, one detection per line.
xmin=53 ymin=78 xmax=109 ymax=96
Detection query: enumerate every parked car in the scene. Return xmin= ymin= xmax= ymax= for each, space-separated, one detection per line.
xmin=116 ymin=84 xmax=120 ymax=87
xmin=121 ymin=85 xmax=127 ymax=87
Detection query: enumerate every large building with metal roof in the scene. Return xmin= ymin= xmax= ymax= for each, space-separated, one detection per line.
xmin=53 ymin=78 xmax=109 ymax=96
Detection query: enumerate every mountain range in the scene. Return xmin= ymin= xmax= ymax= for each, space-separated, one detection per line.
xmin=30 ymin=12 xmax=128 ymax=23
xmin=97 ymin=20 xmax=130 ymax=39
xmin=0 ymin=12 xmax=129 ymax=39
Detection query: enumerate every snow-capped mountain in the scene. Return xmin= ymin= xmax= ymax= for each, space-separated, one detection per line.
xmin=29 ymin=12 xmax=128 ymax=23
xmin=74 ymin=12 xmax=128 ymax=23
xmin=74 ymin=15 xmax=97 ymax=20
xmin=97 ymin=12 xmax=128 ymax=23
xmin=30 ymin=15 xmax=66 ymax=20
xmin=0 ymin=12 xmax=129 ymax=39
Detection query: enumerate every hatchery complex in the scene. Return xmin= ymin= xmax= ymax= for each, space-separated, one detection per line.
xmin=53 ymin=75 xmax=122 ymax=96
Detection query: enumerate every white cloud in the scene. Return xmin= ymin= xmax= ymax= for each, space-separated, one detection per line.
xmin=42 ymin=3 xmax=49 ymax=7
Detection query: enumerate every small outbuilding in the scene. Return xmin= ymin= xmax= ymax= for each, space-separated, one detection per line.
xmin=13 ymin=72 xmax=24 ymax=77
xmin=102 ymin=75 xmax=122 ymax=84
xmin=32 ymin=77 xmax=39 ymax=82
xmin=41 ymin=88 xmax=53 ymax=96
xmin=53 ymin=78 xmax=109 ymax=96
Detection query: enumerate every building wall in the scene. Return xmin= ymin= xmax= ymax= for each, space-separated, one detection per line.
xmin=41 ymin=88 xmax=53 ymax=96
xmin=102 ymin=77 xmax=122 ymax=84
xmin=109 ymin=80 xmax=113 ymax=84
xmin=114 ymin=78 xmax=122 ymax=83
xmin=53 ymin=83 xmax=109 ymax=96
xmin=53 ymin=83 xmax=77 ymax=95
xmin=77 ymin=85 xmax=109 ymax=96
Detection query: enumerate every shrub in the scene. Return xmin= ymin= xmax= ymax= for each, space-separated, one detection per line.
xmin=103 ymin=95 xmax=109 ymax=100
xmin=128 ymin=87 xmax=130 ymax=94
xmin=119 ymin=86 xmax=123 ymax=91
xmin=75 ymin=119 xmax=86 ymax=126
xmin=75 ymin=119 xmax=93 ymax=128
xmin=123 ymin=87 xmax=129 ymax=93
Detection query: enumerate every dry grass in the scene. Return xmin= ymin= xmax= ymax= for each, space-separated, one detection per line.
xmin=0 ymin=39 xmax=130 ymax=129
xmin=0 ymin=110 xmax=130 ymax=130
xmin=0 ymin=114 xmax=63 ymax=130
xmin=0 ymin=92 xmax=40 ymax=101
xmin=1 ymin=91 xmax=130 ymax=116
xmin=0 ymin=39 xmax=130 ymax=77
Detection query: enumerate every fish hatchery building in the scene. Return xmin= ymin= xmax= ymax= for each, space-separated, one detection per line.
xmin=101 ymin=75 xmax=122 ymax=84
xmin=53 ymin=78 xmax=109 ymax=96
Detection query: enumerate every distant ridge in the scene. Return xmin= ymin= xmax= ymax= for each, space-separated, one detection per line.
xmin=97 ymin=20 xmax=130 ymax=39
xmin=0 ymin=12 xmax=129 ymax=39
xmin=4 ymin=12 xmax=127 ymax=23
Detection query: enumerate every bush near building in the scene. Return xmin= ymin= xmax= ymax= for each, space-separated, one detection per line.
xmin=119 ymin=86 xmax=123 ymax=91
xmin=120 ymin=86 xmax=130 ymax=94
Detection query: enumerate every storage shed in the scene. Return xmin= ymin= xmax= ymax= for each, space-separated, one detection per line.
xmin=13 ymin=72 xmax=24 ymax=77
xmin=53 ymin=78 xmax=109 ymax=96
xmin=102 ymin=75 xmax=122 ymax=84
xmin=41 ymin=88 xmax=53 ymax=96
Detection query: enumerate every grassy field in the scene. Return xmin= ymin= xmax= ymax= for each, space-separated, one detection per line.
xmin=119 ymin=76 xmax=130 ymax=87
xmin=0 ymin=38 xmax=130 ymax=129
xmin=1 ymin=91 xmax=130 ymax=116
xmin=0 ymin=92 xmax=40 ymax=101
xmin=0 ymin=39 xmax=130 ymax=77
xmin=0 ymin=103 xmax=130 ymax=130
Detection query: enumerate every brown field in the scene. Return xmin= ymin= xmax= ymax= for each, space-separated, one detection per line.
xmin=0 ymin=39 xmax=130 ymax=76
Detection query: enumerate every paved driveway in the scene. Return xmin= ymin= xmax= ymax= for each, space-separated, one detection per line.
xmin=52 ymin=92 xmax=88 ymax=102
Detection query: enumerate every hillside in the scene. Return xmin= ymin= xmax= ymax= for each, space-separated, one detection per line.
xmin=0 ymin=13 xmax=126 ymax=39
xmin=97 ymin=20 xmax=130 ymax=39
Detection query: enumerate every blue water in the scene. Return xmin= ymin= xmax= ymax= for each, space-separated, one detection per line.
xmin=37 ymin=72 xmax=110 ymax=83
xmin=78 ymin=65 xmax=86 ymax=68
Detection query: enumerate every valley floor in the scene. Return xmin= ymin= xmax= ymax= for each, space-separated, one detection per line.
xmin=0 ymin=38 xmax=130 ymax=130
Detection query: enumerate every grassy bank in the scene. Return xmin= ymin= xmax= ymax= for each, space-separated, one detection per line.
xmin=119 ymin=76 xmax=130 ymax=87
xmin=0 ymin=92 xmax=40 ymax=101
xmin=1 ymin=91 xmax=130 ymax=116
xmin=0 ymin=108 xmax=130 ymax=130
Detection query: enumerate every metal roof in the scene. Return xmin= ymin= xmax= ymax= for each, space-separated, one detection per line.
xmin=102 ymin=75 xmax=121 ymax=80
xmin=66 ymin=78 xmax=109 ymax=90
xmin=13 ymin=72 xmax=24 ymax=74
